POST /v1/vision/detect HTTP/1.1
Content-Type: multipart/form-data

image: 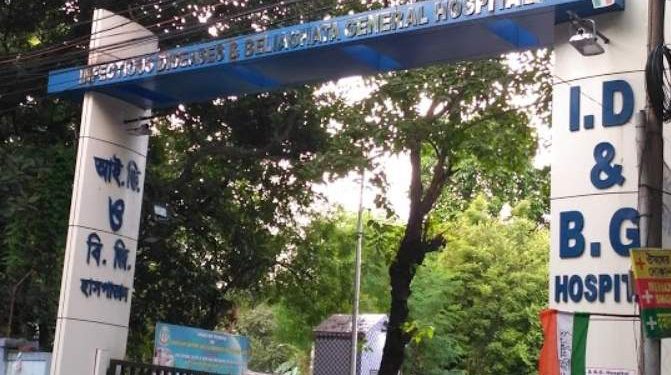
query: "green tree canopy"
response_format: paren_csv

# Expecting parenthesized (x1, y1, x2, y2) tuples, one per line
(323, 54, 548, 373)
(271, 210, 397, 351)
(240, 196, 549, 375)
(405, 196, 548, 375)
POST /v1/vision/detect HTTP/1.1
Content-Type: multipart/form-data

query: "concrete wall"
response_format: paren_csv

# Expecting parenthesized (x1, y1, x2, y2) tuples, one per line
(551, 1, 650, 373)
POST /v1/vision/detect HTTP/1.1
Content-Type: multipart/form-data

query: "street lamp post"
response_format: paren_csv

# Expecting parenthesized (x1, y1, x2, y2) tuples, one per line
(350, 169, 366, 375)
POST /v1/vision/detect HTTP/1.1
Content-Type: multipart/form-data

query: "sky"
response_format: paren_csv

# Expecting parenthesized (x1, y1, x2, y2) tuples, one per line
(313, 152, 412, 222)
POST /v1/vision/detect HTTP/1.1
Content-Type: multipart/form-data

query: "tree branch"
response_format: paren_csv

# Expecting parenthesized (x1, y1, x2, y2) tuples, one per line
(176, 117, 297, 187)
(420, 155, 450, 216)
(406, 141, 423, 229)
(423, 234, 446, 253)
(175, 143, 268, 187)
(424, 99, 440, 120)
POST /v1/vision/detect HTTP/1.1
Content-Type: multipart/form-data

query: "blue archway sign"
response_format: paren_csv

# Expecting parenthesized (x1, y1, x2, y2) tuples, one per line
(48, 0, 623, 109)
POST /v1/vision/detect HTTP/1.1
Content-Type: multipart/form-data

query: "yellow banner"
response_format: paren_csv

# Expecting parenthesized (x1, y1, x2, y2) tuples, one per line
(631, 248, 671, 279)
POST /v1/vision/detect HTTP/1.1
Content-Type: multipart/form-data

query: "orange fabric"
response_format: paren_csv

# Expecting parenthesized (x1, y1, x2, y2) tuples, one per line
(539, 309, 560, 375)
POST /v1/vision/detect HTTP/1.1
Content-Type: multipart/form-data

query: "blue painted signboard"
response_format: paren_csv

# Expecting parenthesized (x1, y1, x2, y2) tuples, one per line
(47, 0, 623, 109)
(153, 322, 250, 375)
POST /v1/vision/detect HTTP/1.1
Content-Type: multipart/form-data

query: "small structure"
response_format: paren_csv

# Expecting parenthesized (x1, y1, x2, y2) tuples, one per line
(313, 314, 387, 375)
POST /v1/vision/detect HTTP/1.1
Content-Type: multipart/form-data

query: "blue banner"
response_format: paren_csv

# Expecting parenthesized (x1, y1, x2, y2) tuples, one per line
(153, 322, 250, 374)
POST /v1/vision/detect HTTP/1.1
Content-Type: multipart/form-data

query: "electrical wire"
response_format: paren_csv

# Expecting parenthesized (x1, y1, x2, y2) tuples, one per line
(0, 0, 193, 64)
(0, 0, 336, 95)
(0, 0, 334, 80)
(0, 0, 344, 69)
(0, 0, 362, 105)
(0, 0, 264, 83)
(0, 0, 282, 70)
(645, 43, 671, 122)
(0, 0, 224, 74)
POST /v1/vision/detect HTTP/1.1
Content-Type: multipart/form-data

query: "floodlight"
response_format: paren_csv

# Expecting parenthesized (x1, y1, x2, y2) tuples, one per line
(570, 21, 604, 56)
(567, 12, 609, 57)
(123, 115, 157, 136)
(124, 122, 152, 136)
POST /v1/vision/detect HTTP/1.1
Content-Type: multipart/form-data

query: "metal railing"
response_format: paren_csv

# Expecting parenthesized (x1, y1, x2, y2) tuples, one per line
(107, 359, 220, 375)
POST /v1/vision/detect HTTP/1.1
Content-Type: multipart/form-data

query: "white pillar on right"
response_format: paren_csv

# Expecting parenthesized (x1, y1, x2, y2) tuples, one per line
(550, 1, 653, 373)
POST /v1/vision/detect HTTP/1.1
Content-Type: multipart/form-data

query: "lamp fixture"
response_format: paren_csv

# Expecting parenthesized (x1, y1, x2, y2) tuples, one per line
(124, 122, 152, 136)
(567, 11, 610, 57)
(123, 114, 159, 136)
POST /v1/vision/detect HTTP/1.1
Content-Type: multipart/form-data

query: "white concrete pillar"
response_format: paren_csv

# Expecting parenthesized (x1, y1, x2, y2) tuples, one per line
(50, 9, 157, 375)
(550, 2, 650, 373)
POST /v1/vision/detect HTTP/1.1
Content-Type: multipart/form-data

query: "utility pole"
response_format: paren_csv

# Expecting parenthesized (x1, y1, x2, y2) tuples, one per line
(641, 1, 666, 374)
(350, 169, 365, 375)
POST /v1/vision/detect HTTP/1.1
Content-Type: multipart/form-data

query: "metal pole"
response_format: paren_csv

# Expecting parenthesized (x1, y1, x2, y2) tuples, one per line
(641, 1, 665, 374)
(637, 110, 658, 375)
(350, 169, 365, 375)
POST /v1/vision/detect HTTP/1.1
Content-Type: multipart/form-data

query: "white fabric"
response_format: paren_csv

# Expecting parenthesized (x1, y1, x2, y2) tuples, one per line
(557, 312, 574, 375)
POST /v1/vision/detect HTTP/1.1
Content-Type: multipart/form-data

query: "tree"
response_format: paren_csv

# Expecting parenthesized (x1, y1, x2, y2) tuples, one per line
(0, 1, 550, 365)
(270, 211, 397, 354)
(326, 54, 548, 373)
(404, 197, 548, 375)
(0, 145, 75, 345)
(243, 196, 548, 375)
(0, 0, 365, 352)
(235, 304, 296, 374)
(0, 0, 86, 347)
(128, 89, 346, 359)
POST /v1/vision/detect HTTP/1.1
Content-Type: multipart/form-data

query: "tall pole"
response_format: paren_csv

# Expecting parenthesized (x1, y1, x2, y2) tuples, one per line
(350, 169, 365, 375)
(641, 1, 665, 374)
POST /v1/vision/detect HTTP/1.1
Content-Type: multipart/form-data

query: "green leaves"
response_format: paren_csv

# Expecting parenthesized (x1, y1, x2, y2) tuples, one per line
(405, 197, 549, 375)
(402, 320, 435, 344)
(0, 144, 74, 343)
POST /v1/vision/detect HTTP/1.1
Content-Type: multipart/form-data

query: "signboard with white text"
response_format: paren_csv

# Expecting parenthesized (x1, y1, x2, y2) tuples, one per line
(153, 323, 250, 375)
(631, 248, 671, 339)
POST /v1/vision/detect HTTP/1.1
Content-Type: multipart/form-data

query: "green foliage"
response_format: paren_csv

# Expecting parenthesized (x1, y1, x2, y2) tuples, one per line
(240, 211, 401, 374)
(321, 52, 549, 374)
(0, 0, 375, 355)
(0, 0, 83, 349)
(404, 197, 549, 375)
(272, 211, 397, 350)
(235, 304, 295, 373)
(242, 195, 549, 375)
(435, 162, 550, 224)
(0, 144, 75, 344)
(128, 88, 363, 359)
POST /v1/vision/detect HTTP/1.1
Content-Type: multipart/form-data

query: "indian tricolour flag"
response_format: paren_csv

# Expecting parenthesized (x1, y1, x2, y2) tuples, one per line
(592, 0, 615, 8)
(539, 309, 590, 375)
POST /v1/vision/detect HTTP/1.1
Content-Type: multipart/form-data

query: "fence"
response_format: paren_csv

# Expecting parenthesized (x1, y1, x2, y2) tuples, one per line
(106, 360, 220, 375)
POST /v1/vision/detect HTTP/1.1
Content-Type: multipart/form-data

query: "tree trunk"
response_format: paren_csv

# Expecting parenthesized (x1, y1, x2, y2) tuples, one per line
(379, 231, 423, 375)
(378, 141, 448, 374)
